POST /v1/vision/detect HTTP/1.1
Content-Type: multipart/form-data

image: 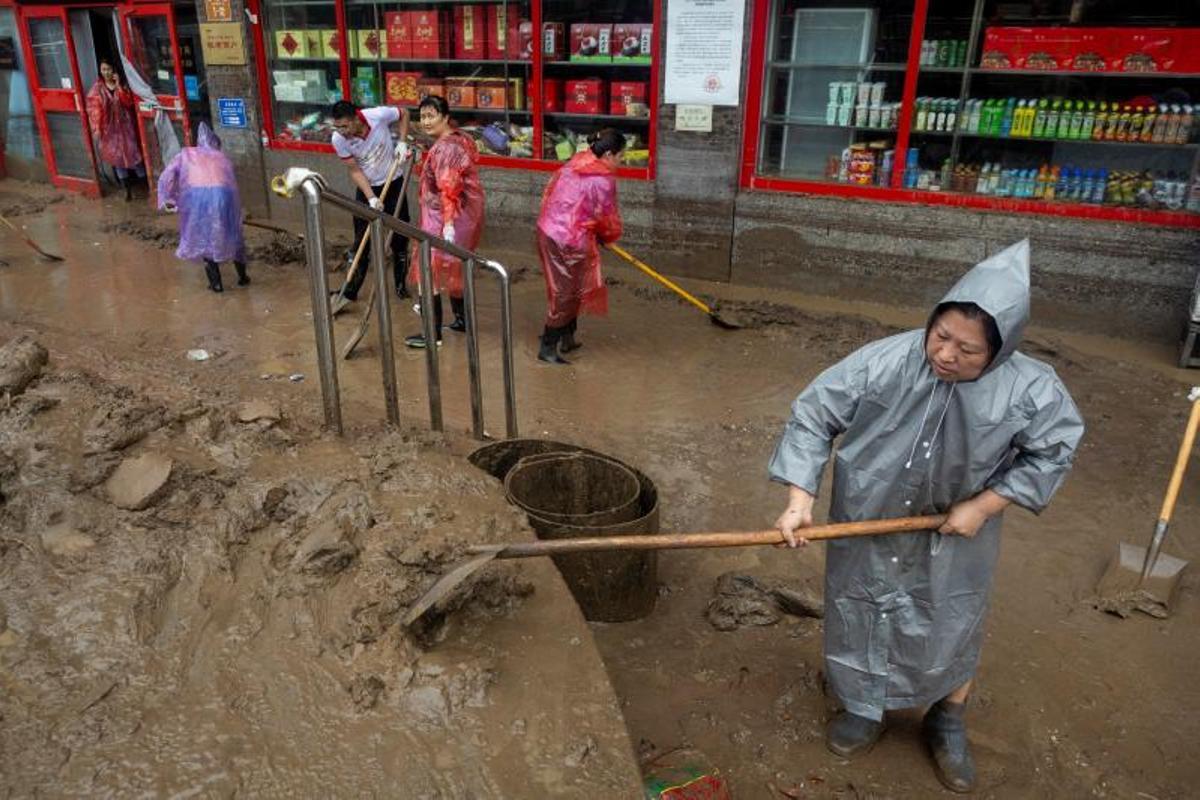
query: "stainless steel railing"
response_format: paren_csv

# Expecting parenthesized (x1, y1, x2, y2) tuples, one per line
(277, 169, 517, 440)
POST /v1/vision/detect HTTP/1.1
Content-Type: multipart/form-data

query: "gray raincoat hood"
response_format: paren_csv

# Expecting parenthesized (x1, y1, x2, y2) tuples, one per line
(769, 239, 1083, 721)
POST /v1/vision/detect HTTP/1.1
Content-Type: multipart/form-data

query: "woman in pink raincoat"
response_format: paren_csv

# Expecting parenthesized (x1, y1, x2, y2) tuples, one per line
(534, 129, 625, 364)
(405, 95, 486, 349)
(85, 59, 145, 201)
(156, 123, 247, 293)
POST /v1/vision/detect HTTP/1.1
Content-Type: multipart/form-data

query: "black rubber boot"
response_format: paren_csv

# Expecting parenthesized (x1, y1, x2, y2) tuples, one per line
(122, 177, 132, 202)
(560, 318, 581, 352)
(204, 260, 224, 293)
(448, 295, 466, 332)
(393, 253, 410, 299)
(234, 261, 250, 286)
(826, 711, 884, 758)
(537, 326, 570, 365)
(923, 700, 975, 793)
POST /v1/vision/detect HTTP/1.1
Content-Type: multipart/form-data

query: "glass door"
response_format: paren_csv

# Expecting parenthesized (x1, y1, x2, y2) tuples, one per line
(120, 3, 189, 192)
(21, 6, 101, 194)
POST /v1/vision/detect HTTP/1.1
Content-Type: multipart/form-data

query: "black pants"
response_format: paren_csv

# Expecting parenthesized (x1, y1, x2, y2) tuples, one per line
(346, 179, 409, 300)
(426, 295, 465, 338)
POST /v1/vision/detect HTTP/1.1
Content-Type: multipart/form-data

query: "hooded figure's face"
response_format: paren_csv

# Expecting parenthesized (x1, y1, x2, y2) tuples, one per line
(925, 308, 992, 382)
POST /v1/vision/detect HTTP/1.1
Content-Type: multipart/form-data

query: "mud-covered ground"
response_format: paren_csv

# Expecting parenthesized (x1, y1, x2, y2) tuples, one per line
(2, 181, 1198, 798)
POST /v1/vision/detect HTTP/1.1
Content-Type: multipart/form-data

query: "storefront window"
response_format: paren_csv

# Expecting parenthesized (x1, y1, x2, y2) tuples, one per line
(907, 0, 1199, 214)
(265, 0, 341, 144)
(757, 1, 914, 187)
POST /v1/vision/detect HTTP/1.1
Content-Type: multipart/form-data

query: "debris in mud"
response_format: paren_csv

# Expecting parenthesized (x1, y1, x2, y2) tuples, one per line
(186, 349, 210, 362)
(83, 398, 170, 454)
(101, 218, 179, 249)
(1091, 590, 1170, 620)
(237, 399, 281, 423)
(104, 452, 173, 510)
(0, 189, 63, 218)
(706, 572, 824, 632)
(565, 735, 598, 768)
(247, 232, 307, 266)
(348, 673, 386, 710)
(39, 523, 97, 557)
(0, 336, 48, 398)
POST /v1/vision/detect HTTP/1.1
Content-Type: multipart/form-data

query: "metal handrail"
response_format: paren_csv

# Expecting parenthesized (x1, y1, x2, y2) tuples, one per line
(284, 170, 517, 440)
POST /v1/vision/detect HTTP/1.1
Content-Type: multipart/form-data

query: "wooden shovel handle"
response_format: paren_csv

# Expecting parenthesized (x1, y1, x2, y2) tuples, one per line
(1159, 395, 1200, 524)
(469, 515, 947, 559)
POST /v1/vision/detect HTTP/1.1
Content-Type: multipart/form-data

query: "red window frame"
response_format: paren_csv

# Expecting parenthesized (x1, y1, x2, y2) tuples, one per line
(247, 0, 660, 180)
(740, 0, 1200, 229)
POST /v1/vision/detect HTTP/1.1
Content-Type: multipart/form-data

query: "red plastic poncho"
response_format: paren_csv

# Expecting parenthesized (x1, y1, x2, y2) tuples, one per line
(536, 150, 622, 327)
(85, 79, 143, 170)
(410, 130, 485, 298)
(156, 123, 246, 264)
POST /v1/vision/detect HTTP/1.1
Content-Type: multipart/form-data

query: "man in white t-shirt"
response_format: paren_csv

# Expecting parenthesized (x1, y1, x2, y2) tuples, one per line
(330, 100, 411, 308)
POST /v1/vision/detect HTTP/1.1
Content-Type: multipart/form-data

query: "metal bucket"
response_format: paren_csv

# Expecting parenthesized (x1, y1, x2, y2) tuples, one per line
(469, 439, 659, 622)
(504, 451, 641, 528)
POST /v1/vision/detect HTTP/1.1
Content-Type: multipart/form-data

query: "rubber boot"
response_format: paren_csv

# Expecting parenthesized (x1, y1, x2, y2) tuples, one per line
(122, 177, 133, 202)
(393, 256, 410, 299)
(825, 711, 884, 758)
(447, 295, 467, 333)
(923, 700, 975, 793)
(234, 261, 250, 287)
(204, 260, 224, 293)
(406, 294, 444, 348)
(560, 318, 581, 352)
(537, 326, 569, 365)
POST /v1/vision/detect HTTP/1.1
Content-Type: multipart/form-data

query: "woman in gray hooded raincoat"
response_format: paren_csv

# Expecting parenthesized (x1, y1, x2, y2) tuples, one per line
(769, 240, 1083, 793)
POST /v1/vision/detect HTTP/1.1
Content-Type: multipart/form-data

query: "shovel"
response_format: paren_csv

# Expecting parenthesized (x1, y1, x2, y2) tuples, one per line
(606, 243, 742, 330)
(0, 213, 64, 262)
(401, 514, 946, 628)
(1096, 386, 1199, 618)
(242, 213, 304, 240)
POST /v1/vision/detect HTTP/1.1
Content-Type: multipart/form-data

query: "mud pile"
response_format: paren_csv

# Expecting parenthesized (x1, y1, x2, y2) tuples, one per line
(0, 186, 64, 218)
(102, 216, 346, 269)
(0, 339, 638, 796)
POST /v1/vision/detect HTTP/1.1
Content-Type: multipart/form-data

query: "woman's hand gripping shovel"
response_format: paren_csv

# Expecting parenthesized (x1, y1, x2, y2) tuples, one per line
(401, 514, 946, 629)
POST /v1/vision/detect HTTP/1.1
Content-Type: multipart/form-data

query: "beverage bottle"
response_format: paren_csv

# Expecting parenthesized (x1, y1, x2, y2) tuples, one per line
(1024, 169, 1038, 198)
(1163, 104, 1182, 143)
(1093, 168, 1108, 204)
(975, 163, 990, 194)
(1020, 100, 1035, 137)
(971, 99, 984, 133)
(1176, 104, 1194, 144)
(920, 40, 931, 66)
(987, 163, 1001, 194)
(940, 158, 952, 189)
(995, 169, 1010, 198)
(1032, 98, 1048, 138)
(1033, 164, 1048, 198)
(1000, 98, 1016, 137)
(1044, 166, 1059, 201)
(934, 100, 947, 132)
(1056, 100, 1074, 139)
(1115, 104, 1131, 141)
(1081, 169, 1094, 202)
(914, 98, 927, 131)
(956, 40, 968, 67)
(1129, 106, 1145, 141)
(1046, 100, 1061, 139)
(945, 101, 957, 132)
(1104, 104, 1121, 140)
(1068, 101, 1084, 139)
(1055, 165, 1070, 198)
(1081, 101, 1096, 140)
(1140, 105, 1156, 142)
(1069, 168, 1083, 201)
(1093, 102, 1108, 141)
(1151, 106, 1170, 142)
(1186, 175, 1200, 213)
(937, 40, 951, 67)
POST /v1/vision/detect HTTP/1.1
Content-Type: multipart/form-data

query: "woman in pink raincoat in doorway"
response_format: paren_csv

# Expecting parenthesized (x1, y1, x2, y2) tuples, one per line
(85, 59, 145, 201)
(405, 95, 486, 349)
(535, 129, 625, 364)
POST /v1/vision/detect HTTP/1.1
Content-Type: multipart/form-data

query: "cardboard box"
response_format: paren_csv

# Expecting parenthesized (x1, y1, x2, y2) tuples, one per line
(385, 71, 421, 105)
(610, 81, 648, 115)
(317, 29, 342, 60)
(564, 78, 606, 114)
(411, 9, 448, 59)
(275, 30, 308, 59)
(508, 77, 526, 110)
(356, 29, 385, 59)
(612, 23, 652, 63)
(453, 5, 486, 60)
(542, 78, 563, 111)
(486, 5, 520, 60)
(446, 79, 477, 108)
(476, 78, 506, 109)
(570, 23, 612, 62)
(417, 78, 444, 101)
(1108, 28, 1185, 73)
(542, 22, 565, 60)
(384, 12, 412, 59)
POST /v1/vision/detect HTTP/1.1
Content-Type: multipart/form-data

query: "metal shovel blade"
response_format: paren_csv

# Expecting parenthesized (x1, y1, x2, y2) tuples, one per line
(1095, 542, 1189, 619)
(400, 548, 503, 627)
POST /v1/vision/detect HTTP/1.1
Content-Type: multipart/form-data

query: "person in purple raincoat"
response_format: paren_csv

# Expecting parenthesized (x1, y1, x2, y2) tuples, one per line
(157, 123, 248, 293)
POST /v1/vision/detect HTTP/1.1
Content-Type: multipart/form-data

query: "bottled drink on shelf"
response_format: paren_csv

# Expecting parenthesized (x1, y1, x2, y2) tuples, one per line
(1081, 102, 1096, 141)
(1093, 102, 1108, 141)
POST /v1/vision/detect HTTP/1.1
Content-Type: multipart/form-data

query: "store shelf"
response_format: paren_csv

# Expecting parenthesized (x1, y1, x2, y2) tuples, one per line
(952, 131, 1200, 149)
(918, 66, 967, 74)
(450, 107, 533, 116)
(544, 112, 651, 123)
(768, 61, 907, 71)
(763, 118, 899, 135)
(971, 68, 1200, 80)
(546, 60, 652, 68)
(272, 57, 339, 63)
(352, 57, 532, 66)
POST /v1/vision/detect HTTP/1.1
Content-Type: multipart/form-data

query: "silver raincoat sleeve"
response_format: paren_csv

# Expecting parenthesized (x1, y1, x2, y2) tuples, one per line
(986, 363, 1085, 513)
(768, 346, 871, 496)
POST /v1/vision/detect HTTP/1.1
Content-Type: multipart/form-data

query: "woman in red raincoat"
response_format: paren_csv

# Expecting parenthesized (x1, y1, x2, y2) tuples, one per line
(405, 95, 486, 349)
(85, 59, 145, 201)
(535, 129, 625, 364)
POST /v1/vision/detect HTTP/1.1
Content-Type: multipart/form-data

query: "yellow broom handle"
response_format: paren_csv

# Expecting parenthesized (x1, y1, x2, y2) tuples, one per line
(1159, 395, 1200, 523)
(607, 243, 714, 315)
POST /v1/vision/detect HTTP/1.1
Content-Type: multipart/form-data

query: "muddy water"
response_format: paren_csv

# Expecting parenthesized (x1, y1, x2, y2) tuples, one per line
(3, 181, 1200, 797)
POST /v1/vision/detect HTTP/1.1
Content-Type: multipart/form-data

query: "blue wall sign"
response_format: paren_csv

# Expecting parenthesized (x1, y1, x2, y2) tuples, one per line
(217, 97, 247, 128)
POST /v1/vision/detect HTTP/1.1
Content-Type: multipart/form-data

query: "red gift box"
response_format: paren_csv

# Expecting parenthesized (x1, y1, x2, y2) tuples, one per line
(417, 78, 444, 101)
(542, 78, 563, 111)
(609, 81, 647, 115)
(446, 79, 477, 108)
(542, 22, 565, 60)
(564, 79, 606, 114)
(384, 11, 412, 59)
(411, 9, 448, 60)
(1108, 28, 1180, 73)
(612, 23, 653, 61)
(570, 23, 612, 61)
(453, 5, 486, 60)
(385, 71, 421, 105)
(486, 5, 521, 60)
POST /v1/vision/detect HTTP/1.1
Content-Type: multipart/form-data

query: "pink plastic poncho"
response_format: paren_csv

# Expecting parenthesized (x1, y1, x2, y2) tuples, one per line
(156, 123, 246, 264)
(85, 80, 143, 170)
(536, 150, 622, 326)
(410, 130, 485, 298)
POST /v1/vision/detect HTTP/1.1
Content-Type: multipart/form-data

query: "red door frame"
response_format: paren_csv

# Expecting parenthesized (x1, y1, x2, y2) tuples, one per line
(739, 0, 1200, 230)
(18, 4, 103, 196)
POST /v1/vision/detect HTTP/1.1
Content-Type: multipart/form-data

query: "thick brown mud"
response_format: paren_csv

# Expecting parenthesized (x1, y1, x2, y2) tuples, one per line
(1, 180, 1198, 798)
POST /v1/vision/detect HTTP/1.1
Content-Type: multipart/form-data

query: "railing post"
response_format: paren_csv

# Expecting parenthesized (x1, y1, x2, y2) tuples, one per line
(299, 179, 343, 435)
(370, 216, 400, 425)
(463, 257, 485, 439)
(483, 260, 518, 439)
(418, 239, 444, 431)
